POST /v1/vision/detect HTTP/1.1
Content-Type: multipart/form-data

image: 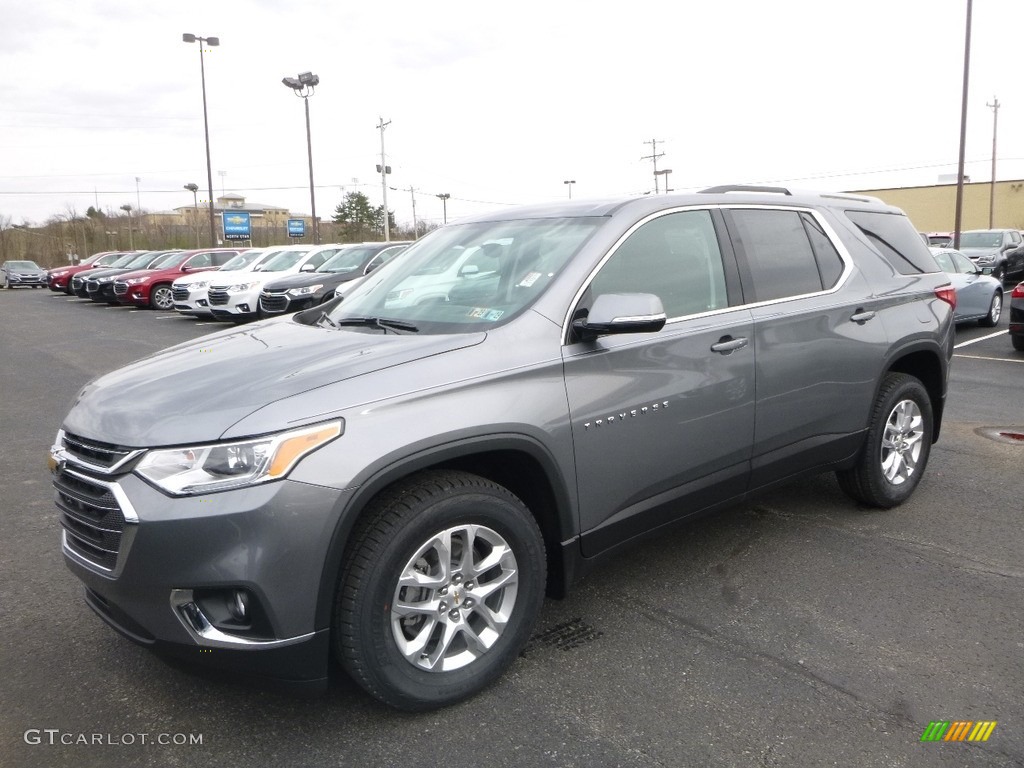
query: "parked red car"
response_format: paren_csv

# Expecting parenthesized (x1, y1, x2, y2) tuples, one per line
(47, 252, 129, 294)
(112, 248, 240, 309)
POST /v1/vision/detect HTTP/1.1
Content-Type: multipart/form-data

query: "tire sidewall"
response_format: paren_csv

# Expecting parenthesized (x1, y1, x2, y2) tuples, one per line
(348, 487, 545, 708)
(865, 376, 933, 507)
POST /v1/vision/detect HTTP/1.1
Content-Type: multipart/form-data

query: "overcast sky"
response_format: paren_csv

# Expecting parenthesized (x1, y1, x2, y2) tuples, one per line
(2, 0, 1022, 230)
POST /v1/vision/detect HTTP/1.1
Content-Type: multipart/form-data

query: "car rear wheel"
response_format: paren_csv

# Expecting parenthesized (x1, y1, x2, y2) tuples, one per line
(978, 291, 1002, 327)
(150, 284, 173, 310)
(837, 373, 933, 508)
(334, 470, 546, 711)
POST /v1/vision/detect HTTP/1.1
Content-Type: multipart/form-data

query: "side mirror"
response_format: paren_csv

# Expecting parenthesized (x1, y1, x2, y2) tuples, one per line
(980, 267, 994, 275)
(459, 264, 480, 277)
(300, 263, 316, 272)
(572, 293, 667, 342)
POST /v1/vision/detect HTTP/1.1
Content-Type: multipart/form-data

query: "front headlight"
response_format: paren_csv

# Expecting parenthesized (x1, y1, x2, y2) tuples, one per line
(288, 284, 323, 297)
(191, 281, 209, 290)
(126, 277, 148, 285)
(228, 281, 259, 293)
(134, 421, 343, 496)
(97, 276, 114, 283)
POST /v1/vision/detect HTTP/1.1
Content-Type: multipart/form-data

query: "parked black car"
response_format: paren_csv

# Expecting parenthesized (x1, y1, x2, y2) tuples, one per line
(1009, 281, 1024, 352)
(80, 251, 179, 302)
(259, 242, 410, 317)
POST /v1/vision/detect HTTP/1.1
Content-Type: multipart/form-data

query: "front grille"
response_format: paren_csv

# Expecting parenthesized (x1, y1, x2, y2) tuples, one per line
(72, 276, 84, 289)
(260, 293, 289, 313)
(62, 432, 137, 470)
(86, 281, 100, 293)
(54, 468, 125, 571)
(172, 286, 190, 302)
(208, 288, 229, 306)
(113, 282, 128, 296)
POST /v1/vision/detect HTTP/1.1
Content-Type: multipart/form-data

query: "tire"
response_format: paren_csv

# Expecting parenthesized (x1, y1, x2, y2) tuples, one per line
(334, 470, 546, 711)
(837, 373, 933, 508)
(978, 290, 1002, 328)
(1012, 334, 1024, 352)
(150, 284, 173, 310)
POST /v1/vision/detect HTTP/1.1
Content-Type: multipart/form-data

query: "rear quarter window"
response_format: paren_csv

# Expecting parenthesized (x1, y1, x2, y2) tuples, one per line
(845, 210, 940, 275)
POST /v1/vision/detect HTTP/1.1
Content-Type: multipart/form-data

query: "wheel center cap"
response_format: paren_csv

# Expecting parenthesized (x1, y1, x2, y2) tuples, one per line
(451, 587, 462, 606)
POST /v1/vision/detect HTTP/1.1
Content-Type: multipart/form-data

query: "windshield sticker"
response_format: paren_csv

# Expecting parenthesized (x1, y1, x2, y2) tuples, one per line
(467, 308, 504, 320)
(517, 272, 542, 288)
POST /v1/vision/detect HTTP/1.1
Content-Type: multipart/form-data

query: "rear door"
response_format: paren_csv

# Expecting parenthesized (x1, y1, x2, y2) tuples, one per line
(723, 206, 887, 487)
(562, 208, 755, 556)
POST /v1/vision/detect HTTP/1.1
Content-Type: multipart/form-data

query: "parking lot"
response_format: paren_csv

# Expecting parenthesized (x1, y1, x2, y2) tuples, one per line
(2, 287, 1022, 768)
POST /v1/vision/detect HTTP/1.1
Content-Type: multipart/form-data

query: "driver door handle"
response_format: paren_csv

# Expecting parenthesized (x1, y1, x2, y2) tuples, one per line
(850, 309, 876, 324)
(710, 336, 748, 354)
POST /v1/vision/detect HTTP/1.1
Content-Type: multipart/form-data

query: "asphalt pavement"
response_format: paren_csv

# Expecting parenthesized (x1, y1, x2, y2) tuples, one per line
(1, 288, 1022, 768)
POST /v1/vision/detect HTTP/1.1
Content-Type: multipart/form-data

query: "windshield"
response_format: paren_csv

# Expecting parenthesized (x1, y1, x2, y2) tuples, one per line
(259, 249, 310, 272)
(6, 261, 40, 269)
(318, 247, 377, 273)
(120, 251, 165, 269)
(960, 232, 1002, 248)
(221, 250, 266, 271)
(323, 217, 602, 333)
(150, 251, 188, 268)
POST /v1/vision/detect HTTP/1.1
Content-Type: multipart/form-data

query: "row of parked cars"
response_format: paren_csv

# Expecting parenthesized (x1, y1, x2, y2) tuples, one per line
(41, 241, 412, 321)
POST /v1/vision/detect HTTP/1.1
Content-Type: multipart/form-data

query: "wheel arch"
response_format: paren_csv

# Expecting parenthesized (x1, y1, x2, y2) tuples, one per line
(313, 434, 577, 630)
(882, 344, 947, 442)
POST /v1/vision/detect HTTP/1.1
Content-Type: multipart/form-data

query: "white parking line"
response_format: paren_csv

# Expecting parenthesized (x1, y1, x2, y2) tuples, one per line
(953, 330, 1008, 349)
(954, 354, 1024, 364)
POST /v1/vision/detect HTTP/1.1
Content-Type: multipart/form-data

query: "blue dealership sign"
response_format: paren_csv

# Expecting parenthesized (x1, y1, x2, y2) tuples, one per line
(287, 218, 305, 238)
(222, 212, 252, 240)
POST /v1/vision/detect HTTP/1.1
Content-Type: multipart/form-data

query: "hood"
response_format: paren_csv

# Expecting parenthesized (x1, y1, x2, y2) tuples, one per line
(262, 271, 357, 291)
(63, 318, 485, 447)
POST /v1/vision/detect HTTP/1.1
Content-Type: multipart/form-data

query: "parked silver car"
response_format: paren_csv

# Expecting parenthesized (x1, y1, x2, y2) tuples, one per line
(930, 247, 1003, 326)
(1, 259, 48, 288)
(50, 186, 954, 710)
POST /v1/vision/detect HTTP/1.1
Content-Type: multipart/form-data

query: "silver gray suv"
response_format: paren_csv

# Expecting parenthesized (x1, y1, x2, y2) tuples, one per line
(50, 186, 955, 710)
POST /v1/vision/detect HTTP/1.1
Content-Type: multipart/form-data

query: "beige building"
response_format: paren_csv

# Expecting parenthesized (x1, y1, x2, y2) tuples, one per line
(850, 179, 1024, 233)
(142, 193, 313, 239)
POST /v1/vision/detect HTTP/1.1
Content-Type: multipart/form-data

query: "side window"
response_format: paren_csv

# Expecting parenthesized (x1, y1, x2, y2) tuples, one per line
(588, 210, 728, 318)
(212, 251, 236, 266)
(951, 252, 977, 274)
(932, 251, 955, 273)
(189, 252, 213, 268)
(307, 252, 330, 269)
(1009, 231, 1022, 246)
(845, 209, 939, 275)
(729, 209, 823, 301)
(800, 213, 844, 289)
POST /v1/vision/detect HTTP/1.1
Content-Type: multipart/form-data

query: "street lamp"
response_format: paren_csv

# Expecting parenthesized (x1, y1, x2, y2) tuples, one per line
(283, 71, 321, 245)
(182, 33, 220, 247)
(436, 193, 451, 224)
(184, 183, 200, 247)
(120, 204, 134, 250)
(563, 180, 576, 199)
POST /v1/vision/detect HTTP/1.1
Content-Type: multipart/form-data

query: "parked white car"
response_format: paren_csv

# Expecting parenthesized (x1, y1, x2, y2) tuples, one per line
(171, 248, 284, 318)
(207, 244, 347, 322)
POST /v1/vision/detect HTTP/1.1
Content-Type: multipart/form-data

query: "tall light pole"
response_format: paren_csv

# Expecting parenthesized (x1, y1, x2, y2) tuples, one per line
(563, 180, 576, 199)
(987, 95, 1000, 228)
(436, 193, 450, 224)
(377, 117, 392, 241)
(218, 170, 227, 197)
(120, 204, 134, 250)
(953, 0, 972, 250)
(184, 183, 200, 247)
(283, 72, 321, 245)
(182, 33, 219, 247)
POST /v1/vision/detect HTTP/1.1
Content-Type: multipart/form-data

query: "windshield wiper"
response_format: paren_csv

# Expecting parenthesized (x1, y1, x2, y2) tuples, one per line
(331, 316, 419, 334)
(316, 311, 339, 329)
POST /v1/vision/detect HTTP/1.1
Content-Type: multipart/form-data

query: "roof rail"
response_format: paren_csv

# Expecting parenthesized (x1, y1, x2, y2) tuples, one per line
(699, 184, 792, 195)
(819, 192, 884, 204)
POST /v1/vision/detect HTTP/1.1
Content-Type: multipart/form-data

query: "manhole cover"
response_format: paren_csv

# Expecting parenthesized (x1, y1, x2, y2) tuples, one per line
(974, 427, 1024, 445)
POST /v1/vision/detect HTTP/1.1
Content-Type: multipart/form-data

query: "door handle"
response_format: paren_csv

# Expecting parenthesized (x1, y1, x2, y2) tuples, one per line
(850, 309, 876, 324)
(710, 336, 748, 354)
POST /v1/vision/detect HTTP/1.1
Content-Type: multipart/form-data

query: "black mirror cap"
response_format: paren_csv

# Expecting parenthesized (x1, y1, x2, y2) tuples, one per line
(573, 293, 667, 342)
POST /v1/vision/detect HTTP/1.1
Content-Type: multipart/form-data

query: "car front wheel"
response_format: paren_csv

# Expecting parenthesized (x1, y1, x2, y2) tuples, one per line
(978, 290, 1002, 327)
(837, 373, 933, 508)
(150, 284, 173, 310)
(334, 470, 546, 711)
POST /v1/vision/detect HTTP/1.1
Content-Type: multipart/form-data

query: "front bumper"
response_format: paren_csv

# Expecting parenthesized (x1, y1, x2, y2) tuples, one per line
(59, 467, 351, 684)
(208, 288, 260, 321)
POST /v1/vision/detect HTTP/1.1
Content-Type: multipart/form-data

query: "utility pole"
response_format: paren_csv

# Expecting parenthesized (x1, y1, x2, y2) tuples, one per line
(377, 117, 392, 241)
(642, 139, 665, 194)
(987, 95, 1000, 228)
(953, 0, 972, 250)
(409, 186, 418, 239)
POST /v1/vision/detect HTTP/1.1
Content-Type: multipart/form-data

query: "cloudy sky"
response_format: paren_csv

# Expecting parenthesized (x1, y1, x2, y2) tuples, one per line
(2, 0, 1022, 230)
